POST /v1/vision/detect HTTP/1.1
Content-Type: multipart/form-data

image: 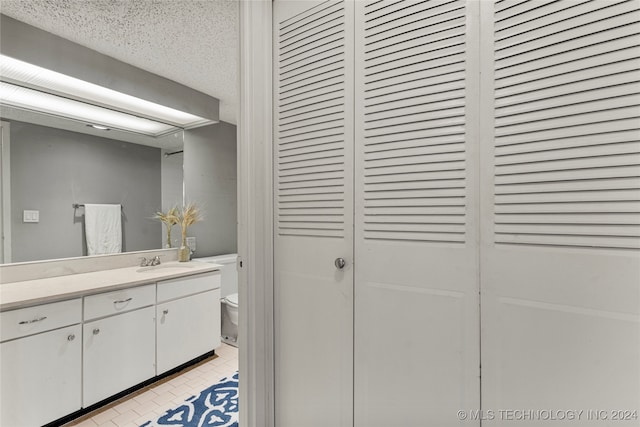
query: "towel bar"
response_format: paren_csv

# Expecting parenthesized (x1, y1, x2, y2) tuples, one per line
(72, 203, 124, 209)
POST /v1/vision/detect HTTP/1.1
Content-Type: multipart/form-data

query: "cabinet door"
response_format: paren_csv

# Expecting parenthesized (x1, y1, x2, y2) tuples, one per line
(83, 306, 156, 407)
(157, 289, 220, 374)
(1, 325, 81, 426)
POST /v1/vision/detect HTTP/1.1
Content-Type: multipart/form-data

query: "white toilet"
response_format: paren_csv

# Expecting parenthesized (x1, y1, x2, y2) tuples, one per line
(194, 254, 238, 346)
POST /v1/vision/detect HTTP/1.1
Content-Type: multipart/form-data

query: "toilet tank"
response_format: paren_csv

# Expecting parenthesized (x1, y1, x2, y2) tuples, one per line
(193, 254, 238, 298)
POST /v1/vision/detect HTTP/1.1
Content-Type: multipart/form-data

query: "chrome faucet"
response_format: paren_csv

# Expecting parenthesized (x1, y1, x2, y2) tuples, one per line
(139, 256, 161, 267)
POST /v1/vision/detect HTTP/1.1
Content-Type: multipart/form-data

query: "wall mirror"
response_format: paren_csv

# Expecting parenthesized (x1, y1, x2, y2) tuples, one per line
(0, 102, 237, 266)
(0, 108, 186, 263)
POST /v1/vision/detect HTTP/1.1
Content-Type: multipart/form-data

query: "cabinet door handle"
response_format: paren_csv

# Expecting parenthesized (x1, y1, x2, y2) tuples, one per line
(68, 334, 76, 341)
(163, 309, 169, 315)
(93, 328, 100, 335)
(113, 297, 133, 304)
(19, 316, 47, 325)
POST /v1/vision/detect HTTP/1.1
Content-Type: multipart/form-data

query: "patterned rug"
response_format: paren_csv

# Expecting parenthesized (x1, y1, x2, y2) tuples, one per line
(141, 372, 238, 427)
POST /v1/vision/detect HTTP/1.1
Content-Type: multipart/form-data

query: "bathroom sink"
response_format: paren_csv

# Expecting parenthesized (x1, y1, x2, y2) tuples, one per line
(136, 264, 195, 273)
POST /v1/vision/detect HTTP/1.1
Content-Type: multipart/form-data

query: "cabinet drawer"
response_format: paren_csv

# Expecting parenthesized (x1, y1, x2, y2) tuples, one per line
(157, 271, 220, 303)
(84, 284, 155, 321)
(1, 299, 82, 342)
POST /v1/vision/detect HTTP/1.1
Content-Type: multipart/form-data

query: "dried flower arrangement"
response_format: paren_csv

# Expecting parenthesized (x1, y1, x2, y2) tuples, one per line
(153, 206, 179, 248)
(178, 202, 203, 244)
(177, 202, 203, 261)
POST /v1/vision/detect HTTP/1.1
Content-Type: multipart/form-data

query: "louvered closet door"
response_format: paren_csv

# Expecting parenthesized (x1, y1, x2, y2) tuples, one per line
(354, 1, 480, 426)
(479, 1, 640, 423)
(273, 1, 354, 426)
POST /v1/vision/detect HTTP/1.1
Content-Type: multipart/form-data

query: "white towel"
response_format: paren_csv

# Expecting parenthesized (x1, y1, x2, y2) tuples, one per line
(84, 204, 122, 255)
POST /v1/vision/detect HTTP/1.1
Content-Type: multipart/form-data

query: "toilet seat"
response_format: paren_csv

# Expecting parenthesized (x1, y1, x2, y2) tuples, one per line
(224, 293, 238, 308)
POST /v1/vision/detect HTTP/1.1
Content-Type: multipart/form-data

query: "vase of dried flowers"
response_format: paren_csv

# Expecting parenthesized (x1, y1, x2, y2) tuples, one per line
(178, 245, 190, 262)
(154, 206, 179, 248)
(177, 202, 203, 262)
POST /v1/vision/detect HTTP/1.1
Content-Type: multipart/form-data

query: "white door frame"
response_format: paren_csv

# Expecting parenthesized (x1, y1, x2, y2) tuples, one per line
(0, 120, 11, 264)
(238, 1, 275, 427)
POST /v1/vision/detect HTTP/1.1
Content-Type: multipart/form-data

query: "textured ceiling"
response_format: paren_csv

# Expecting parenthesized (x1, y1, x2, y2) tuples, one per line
(0, 0, 238, 124)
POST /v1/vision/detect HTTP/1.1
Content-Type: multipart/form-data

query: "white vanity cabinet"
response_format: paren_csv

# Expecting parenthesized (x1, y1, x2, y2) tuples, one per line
(0, 299, 82, 427)
(0, 265, 221, 424)
(82, 284, 156, 406)
(156, 272, 221, 374)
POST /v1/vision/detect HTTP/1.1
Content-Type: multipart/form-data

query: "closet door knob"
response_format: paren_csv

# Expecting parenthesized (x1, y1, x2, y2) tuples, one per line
(93, 328, 100, 335)
(334, 258, 346, 270)
(67, 334, 75, 341)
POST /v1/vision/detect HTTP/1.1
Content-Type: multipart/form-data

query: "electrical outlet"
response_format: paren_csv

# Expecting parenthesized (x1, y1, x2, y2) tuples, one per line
(186, 236, 196, 252)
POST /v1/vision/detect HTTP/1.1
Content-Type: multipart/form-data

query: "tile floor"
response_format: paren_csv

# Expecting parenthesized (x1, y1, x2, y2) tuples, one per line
(64, 344, 239, 427)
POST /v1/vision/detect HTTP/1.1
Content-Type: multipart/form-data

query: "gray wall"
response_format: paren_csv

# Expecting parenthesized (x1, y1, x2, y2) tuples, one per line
(10, 121, 162, 262)
(161, 148, 184, 248)
(184, 122, 237, 257)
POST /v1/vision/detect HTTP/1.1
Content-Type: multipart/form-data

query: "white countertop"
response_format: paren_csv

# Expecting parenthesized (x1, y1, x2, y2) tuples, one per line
(0, 261, 220, 311)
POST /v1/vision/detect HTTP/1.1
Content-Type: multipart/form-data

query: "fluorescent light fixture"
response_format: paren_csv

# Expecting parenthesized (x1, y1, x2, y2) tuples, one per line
(0, 82, 176, 134)
(0, 55, 214, 136)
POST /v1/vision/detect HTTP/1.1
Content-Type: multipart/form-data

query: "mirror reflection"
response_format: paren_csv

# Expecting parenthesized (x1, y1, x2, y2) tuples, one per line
(1, 116, 185, 263)
(0, 110, 238, 265)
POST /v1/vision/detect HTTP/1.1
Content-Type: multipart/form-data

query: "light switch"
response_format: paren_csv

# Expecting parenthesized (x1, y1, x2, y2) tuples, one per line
(23, 210, 40, 223)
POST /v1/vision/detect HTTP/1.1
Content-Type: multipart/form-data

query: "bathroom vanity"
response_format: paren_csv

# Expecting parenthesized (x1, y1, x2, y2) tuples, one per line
(0, 258, 221, 426)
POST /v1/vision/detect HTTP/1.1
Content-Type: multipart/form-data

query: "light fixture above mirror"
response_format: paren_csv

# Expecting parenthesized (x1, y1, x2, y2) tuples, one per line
(0, 14, 219, 137)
